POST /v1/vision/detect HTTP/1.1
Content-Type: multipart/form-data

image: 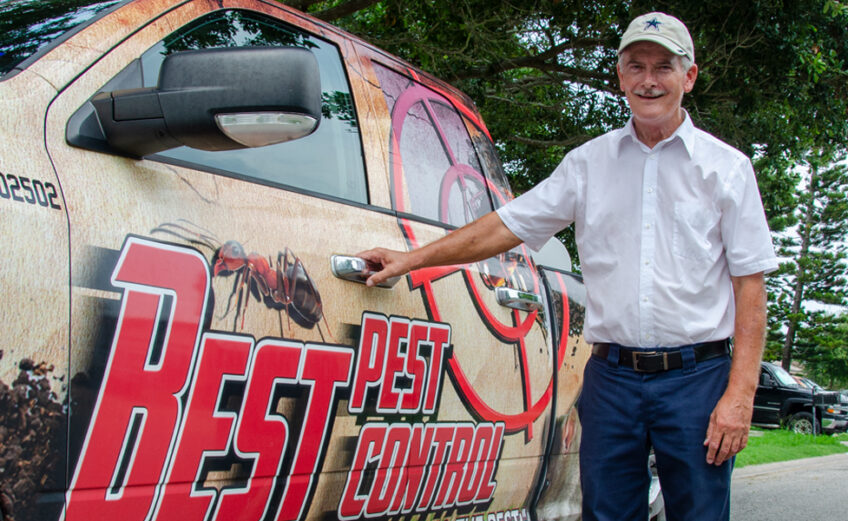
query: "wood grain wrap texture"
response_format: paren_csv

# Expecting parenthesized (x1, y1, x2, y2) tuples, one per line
(1, 1, 588, 519)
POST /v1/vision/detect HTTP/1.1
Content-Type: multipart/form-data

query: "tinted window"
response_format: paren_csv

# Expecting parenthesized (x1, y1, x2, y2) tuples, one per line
(467, 123, 513, 209)
(373, 62, 496, 226)
(128, 10, 367, 203)
(0, 0, 123, 78)
(769, 364, 800, 387)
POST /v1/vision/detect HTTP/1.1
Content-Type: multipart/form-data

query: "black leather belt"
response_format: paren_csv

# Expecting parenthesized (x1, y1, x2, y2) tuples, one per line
(592, 340, 730, 372)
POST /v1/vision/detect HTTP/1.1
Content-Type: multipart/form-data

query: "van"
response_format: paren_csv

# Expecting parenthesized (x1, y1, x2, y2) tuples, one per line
(0, 1, 662, 520)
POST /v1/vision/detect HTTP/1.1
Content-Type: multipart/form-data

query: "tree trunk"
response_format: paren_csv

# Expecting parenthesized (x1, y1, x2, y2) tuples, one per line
(781, 166, 819, 371)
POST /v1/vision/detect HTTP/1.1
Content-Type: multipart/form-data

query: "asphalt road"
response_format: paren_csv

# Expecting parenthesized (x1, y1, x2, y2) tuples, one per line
(730, 452, 848, 520)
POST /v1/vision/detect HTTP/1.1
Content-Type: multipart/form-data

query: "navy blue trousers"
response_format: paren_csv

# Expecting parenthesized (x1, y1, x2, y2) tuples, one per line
(577, 345, 733, 521)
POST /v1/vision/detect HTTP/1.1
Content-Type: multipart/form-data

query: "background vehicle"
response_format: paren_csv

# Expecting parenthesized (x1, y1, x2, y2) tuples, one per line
(0, 1, 670, 520)
(792, 375, 824, 391)
(753, 362, 848, 434)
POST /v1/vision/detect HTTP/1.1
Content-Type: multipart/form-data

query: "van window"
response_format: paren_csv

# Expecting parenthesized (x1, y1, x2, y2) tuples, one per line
(0, 0, 123, 78)
(131, 10, 368, 203)
(460, 117, 513, 210)
(372, 62, 497, 227)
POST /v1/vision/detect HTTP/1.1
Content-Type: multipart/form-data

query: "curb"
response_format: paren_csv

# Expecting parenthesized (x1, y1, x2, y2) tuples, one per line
(732, 452, 848, 479)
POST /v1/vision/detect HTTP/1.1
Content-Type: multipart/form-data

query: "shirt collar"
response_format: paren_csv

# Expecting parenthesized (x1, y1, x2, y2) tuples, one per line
(615, 109, 695, 158)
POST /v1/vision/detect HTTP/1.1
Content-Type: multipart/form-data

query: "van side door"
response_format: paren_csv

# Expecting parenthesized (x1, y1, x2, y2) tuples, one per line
(43, 3, 412, 520)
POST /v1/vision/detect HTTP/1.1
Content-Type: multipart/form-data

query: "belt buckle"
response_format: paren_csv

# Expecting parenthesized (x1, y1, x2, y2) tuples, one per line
(632, 350, 668, 372)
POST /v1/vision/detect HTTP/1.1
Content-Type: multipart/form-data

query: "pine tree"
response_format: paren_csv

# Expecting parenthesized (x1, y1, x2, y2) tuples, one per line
(766, 150, 848, 372)
(795, 312, 848, 388)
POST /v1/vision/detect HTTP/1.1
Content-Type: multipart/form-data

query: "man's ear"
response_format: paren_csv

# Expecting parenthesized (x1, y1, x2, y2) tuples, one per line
(684, 63, 699, 93)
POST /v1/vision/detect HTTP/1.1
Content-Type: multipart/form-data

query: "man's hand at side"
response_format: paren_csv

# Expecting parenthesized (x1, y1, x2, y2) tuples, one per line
(704, 272, 766, 466)
(704, 387, 754, 466)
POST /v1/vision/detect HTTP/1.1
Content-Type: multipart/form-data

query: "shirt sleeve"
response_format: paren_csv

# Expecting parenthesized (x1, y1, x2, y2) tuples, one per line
(496, 153, 582, 252)
(719, 156, 779, 276)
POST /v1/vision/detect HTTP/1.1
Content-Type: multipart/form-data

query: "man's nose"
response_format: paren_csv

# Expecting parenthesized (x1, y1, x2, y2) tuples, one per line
(641, 69, 659, 86)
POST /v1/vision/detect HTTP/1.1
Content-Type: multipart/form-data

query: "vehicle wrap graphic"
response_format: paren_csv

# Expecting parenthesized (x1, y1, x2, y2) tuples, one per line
(61, 237, 511, 521)
(151, 221, 333, 341)
(339, 313, 504, 518)
(0, 170, 63, 210)
(0, 357, 65, 521)
(459, 508, 530, 521)
(374, 63, 570, 440)
(338, 421, 504, 518)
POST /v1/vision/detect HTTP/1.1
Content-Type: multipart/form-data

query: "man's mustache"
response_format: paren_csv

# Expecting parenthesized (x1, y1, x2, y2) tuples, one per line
(633, 88, 666, 98)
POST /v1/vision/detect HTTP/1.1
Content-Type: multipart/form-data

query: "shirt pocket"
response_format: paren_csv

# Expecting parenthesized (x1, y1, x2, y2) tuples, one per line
(673, 202, 716, 261)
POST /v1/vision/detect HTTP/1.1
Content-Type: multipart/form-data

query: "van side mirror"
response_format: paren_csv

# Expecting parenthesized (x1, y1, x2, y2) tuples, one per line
(69, 47, 321, 158)
(530, 237, 572, 272)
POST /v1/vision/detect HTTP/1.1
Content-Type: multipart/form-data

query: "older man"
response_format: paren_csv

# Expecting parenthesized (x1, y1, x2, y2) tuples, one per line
(359, 12, 777, 521)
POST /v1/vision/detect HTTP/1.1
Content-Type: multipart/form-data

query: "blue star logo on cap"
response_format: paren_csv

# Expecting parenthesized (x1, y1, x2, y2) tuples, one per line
(643, 18, 662, 31)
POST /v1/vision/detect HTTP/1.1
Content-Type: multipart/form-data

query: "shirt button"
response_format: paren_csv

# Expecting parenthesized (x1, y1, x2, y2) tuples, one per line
(645, 224, 651, 229)
(647, 188, 654, 193)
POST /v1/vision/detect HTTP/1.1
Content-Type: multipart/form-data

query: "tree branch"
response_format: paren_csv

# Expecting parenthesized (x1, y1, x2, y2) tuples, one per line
(448, 38, 611, 82)
(495, 69, 618, 97)
(453, 60, 617, 93)
(313, 0, 383, 21)
(508, 134, 592, 148)
(284, 0, 322, 12)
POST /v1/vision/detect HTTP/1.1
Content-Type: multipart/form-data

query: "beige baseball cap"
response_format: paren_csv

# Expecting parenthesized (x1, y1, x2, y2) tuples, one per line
(618, 12, 695, 63)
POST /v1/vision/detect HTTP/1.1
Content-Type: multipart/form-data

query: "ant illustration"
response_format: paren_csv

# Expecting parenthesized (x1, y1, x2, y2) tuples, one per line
(152, 220, 333, 342)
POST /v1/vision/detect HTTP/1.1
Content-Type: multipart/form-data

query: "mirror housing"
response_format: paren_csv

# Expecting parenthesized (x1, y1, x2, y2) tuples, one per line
(530, 237, 572, 273)
(71, 46, 321, 158)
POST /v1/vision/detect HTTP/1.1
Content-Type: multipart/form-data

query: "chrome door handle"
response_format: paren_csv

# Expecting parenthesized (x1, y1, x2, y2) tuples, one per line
(495, 286, 543, 312)
(330, 255, 401, 288)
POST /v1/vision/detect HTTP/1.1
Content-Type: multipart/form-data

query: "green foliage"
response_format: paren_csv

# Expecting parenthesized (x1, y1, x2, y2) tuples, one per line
(754, 153, 802, 234)
(766, 150, 848, 374)
(736, 428, 848, 468)
(824, 0, 848, 18)
(794, 313, 848, 387)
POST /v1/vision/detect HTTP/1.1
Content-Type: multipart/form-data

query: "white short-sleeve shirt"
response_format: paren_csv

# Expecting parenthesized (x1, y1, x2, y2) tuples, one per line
(497, 113, 778, 347)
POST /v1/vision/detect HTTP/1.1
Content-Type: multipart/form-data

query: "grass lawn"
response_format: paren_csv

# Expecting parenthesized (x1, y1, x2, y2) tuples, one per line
(735, 428, 848, 468)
